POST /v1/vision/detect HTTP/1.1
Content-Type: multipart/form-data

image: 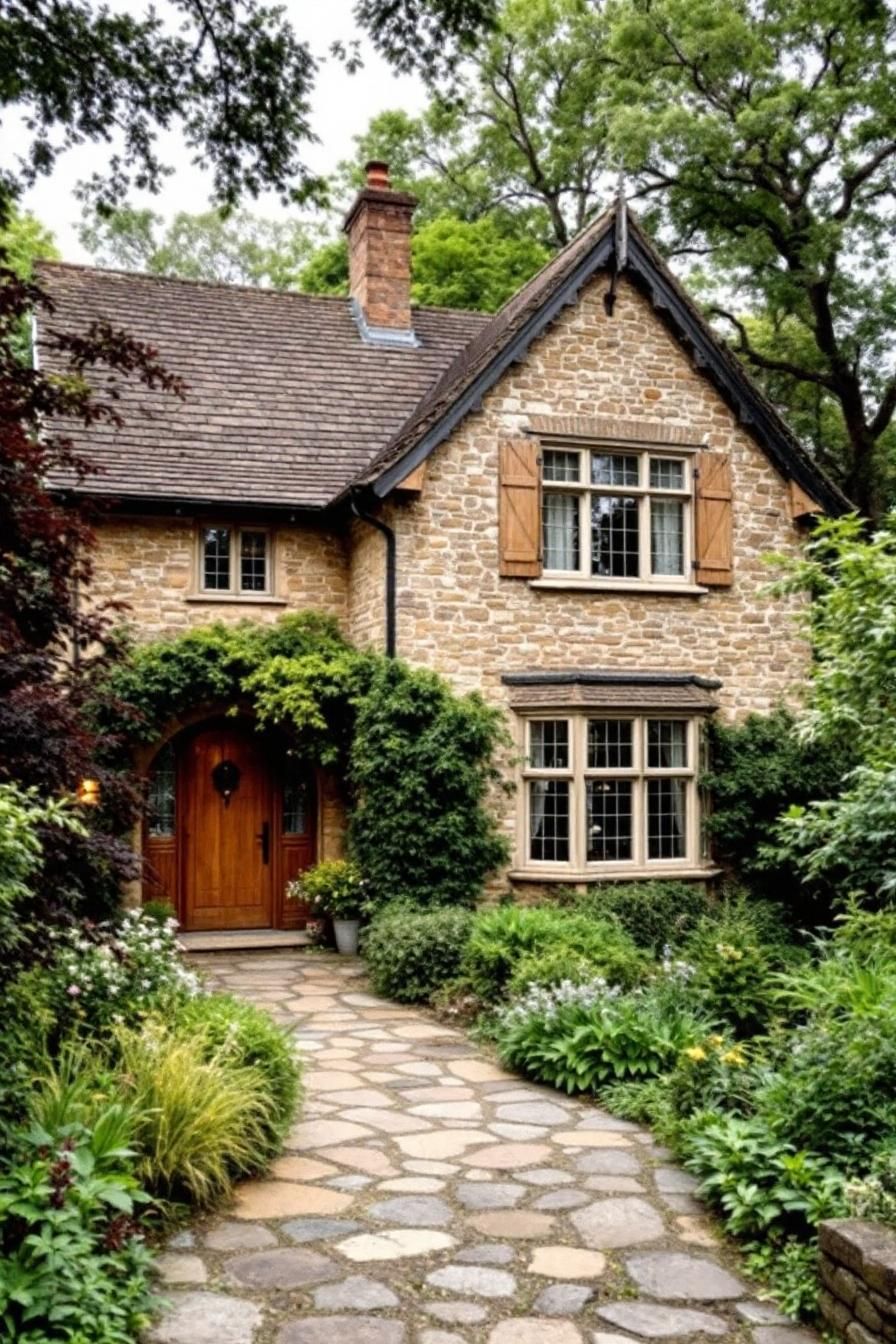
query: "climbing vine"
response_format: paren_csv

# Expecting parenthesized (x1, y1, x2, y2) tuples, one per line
(94, 613, 509, 905)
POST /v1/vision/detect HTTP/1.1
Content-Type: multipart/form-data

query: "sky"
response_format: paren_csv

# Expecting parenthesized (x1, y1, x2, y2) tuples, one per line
(19, 0, 429, 263)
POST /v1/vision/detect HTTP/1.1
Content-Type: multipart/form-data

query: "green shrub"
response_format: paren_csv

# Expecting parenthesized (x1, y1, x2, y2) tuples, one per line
(576, 881, 711, 953)
(494, 977, 708, 1094)
(0, 1098, 155, 1343)
(684, 897, 794, 1035)
(349, 660, 509, 906)
(600, 1076, 676, 1133)
(702, 708, 848, 916)
(507, 946, 612, 996)
(363, 902, 474, 1003)
(173, 994, 301, 1159)
(115, 1020, 280, 1206)
(754, 1009, 896, 1172)
(680, 1110, 845, 1241)
(745, 1236, 822, 1322)
(462, 905, 647, 1001)
(0, 966, 56, 1137)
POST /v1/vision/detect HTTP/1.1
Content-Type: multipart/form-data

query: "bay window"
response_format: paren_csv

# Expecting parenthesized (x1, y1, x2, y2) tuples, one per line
(523, 713, 700, 873)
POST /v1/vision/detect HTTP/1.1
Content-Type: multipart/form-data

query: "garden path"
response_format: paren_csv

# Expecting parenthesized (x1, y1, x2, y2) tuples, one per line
(148, 951, 818, 1344)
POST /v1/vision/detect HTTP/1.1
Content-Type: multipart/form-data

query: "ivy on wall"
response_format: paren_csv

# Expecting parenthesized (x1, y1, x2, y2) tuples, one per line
(94, 614, 510, 906)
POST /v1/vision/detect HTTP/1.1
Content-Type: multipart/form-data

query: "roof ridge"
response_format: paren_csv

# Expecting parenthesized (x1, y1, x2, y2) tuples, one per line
(34, 259, 493, 321)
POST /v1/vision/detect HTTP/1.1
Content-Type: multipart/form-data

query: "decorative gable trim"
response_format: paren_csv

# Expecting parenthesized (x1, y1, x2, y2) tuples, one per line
(370, 208, 849, 518)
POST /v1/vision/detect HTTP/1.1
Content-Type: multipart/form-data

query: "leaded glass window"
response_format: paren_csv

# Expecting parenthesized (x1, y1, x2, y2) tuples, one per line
(148, 743, 176, 837)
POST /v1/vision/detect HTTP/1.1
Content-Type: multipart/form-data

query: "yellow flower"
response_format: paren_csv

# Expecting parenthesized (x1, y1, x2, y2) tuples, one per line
(684, 1046, 707, 1062)
(707, 1034, 725, 1049)
(722, 1048, 746, 1067)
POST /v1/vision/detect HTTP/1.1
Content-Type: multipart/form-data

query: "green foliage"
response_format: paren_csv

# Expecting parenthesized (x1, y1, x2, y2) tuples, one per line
(745, 1237, 822, 1323)
(575, 880, 711, 953)
(0, 968, 56, 1138)
(410, 214, 548, 311)
(363, 902, 474, 1003)
(114, 1019, 280, 1207)
(703, 710, 849, 912)
(0, 1101, 155, 1343)
(173, 994, 299, 1160)
(681, 1111, 846, 1241)
(289, 858, 368, 918)
(846, 1145, 896, 1228)
(599, 1076, 675, 1133)
(495, 977, 708, 1094)
(80, 206, 319, 288)
(768, 515, 896, 902)
(684, 898, 795, 1036)
(349, 660, 509, 906)
(507, 946, 614, 996)
(0, 784, 85, 966)
(608, 0, 896, 517)
(462, 904, 648, 1001)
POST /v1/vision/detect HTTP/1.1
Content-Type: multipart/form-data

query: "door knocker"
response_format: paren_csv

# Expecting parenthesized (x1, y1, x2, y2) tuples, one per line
(211, 759, 241, 807)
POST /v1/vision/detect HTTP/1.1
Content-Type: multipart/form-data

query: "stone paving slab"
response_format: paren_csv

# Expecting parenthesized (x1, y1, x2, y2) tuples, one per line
(146, 950, 821, 1344)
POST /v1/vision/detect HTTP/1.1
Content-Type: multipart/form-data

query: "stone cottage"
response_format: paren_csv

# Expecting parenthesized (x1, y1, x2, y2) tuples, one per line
(37, 163, 846, 933)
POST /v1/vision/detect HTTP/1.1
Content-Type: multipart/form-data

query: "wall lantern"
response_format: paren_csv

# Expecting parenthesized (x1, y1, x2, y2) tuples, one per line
(211, 759, 241, 807)
(76, 778, 101, 807)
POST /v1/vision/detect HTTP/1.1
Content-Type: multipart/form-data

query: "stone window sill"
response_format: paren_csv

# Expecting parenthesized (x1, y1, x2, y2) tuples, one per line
(186, 593, 287, 606)
(509, 865, 720, 883)
(531, 578, 708, 596)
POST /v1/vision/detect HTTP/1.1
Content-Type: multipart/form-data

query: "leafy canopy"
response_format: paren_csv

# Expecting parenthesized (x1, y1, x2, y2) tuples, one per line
(0, 0, 498, 221)
(607, 0, 896, 517)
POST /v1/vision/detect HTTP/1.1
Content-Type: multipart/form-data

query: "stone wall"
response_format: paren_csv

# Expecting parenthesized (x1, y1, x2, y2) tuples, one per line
(820, 1220, 896, 1343)
(381, 271, 811, 886)
(88, 515, 350, 641)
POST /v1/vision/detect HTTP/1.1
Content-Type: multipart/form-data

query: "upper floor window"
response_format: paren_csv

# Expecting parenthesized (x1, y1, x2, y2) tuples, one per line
(542, 447, 692, 583)
(200, 527, 271, 595)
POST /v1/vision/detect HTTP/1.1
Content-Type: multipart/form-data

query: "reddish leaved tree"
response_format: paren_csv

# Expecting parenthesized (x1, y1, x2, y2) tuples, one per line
(0, 266, 184, 921)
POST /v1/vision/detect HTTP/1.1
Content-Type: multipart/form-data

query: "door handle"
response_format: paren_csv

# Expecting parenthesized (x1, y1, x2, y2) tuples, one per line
(257, 821, 270, 864)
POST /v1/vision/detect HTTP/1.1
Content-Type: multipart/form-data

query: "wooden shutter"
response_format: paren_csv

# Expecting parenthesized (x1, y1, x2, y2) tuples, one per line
(499, 437, 542, 578)
(694, 451, 733, 586)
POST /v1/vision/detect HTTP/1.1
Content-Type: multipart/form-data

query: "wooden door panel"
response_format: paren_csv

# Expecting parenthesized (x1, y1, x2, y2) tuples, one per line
(184, 726, 272, 931)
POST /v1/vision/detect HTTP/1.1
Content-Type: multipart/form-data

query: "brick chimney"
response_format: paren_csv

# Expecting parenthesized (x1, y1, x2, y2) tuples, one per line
(343, 161, 418, 345)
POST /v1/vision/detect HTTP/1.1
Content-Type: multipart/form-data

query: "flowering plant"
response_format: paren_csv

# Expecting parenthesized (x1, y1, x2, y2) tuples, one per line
(48, 910, 203, 1032)
(287, 859, 370, 919)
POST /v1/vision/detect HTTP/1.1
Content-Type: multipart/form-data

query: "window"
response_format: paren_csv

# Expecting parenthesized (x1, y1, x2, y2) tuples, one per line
(522, 714, 699, 872)
(199, 527, 272, 595)
(542, 447, 692, 583)
(148, 743, 176, 837)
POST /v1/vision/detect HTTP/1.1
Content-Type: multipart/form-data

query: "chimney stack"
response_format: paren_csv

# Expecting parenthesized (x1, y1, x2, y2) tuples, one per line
(343, 161, 418, 345)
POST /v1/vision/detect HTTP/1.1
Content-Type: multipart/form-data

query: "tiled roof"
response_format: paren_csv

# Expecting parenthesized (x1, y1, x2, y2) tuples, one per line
(502, 670, 721, 712)
(35, 262, 488, 510)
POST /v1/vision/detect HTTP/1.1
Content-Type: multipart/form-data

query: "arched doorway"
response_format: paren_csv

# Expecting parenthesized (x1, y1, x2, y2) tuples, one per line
(144, 719, 317, 931)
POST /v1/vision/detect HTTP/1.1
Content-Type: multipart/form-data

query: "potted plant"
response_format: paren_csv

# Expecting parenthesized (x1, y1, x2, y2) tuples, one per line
(288, 859, 368, 955)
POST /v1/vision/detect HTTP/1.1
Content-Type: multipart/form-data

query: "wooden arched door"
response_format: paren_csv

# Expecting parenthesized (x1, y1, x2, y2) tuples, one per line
(183, 723, 273, 930)
(143, 721, 318, 931)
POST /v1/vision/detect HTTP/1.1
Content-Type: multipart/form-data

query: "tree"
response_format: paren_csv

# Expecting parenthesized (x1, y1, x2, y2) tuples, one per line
(337, 0, 613, 250)
(80, 206, 318, 288)
(0, 209, 59, 279)
(766, 513, 896, 903)
(410, 213, 548, 309)
(607, 0, 896, 519)
(0, 0, 498, 222)
(0, 265, 183, 917)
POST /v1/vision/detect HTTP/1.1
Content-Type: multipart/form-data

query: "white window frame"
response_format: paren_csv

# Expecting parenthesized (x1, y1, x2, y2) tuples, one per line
(197, 525, 274, 597)
(518, 712, 703, 878)
(540, 444, 695, 587)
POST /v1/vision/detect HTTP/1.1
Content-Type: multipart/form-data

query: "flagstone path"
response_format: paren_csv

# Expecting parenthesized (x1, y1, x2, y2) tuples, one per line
(148, 951, 819, 1344)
